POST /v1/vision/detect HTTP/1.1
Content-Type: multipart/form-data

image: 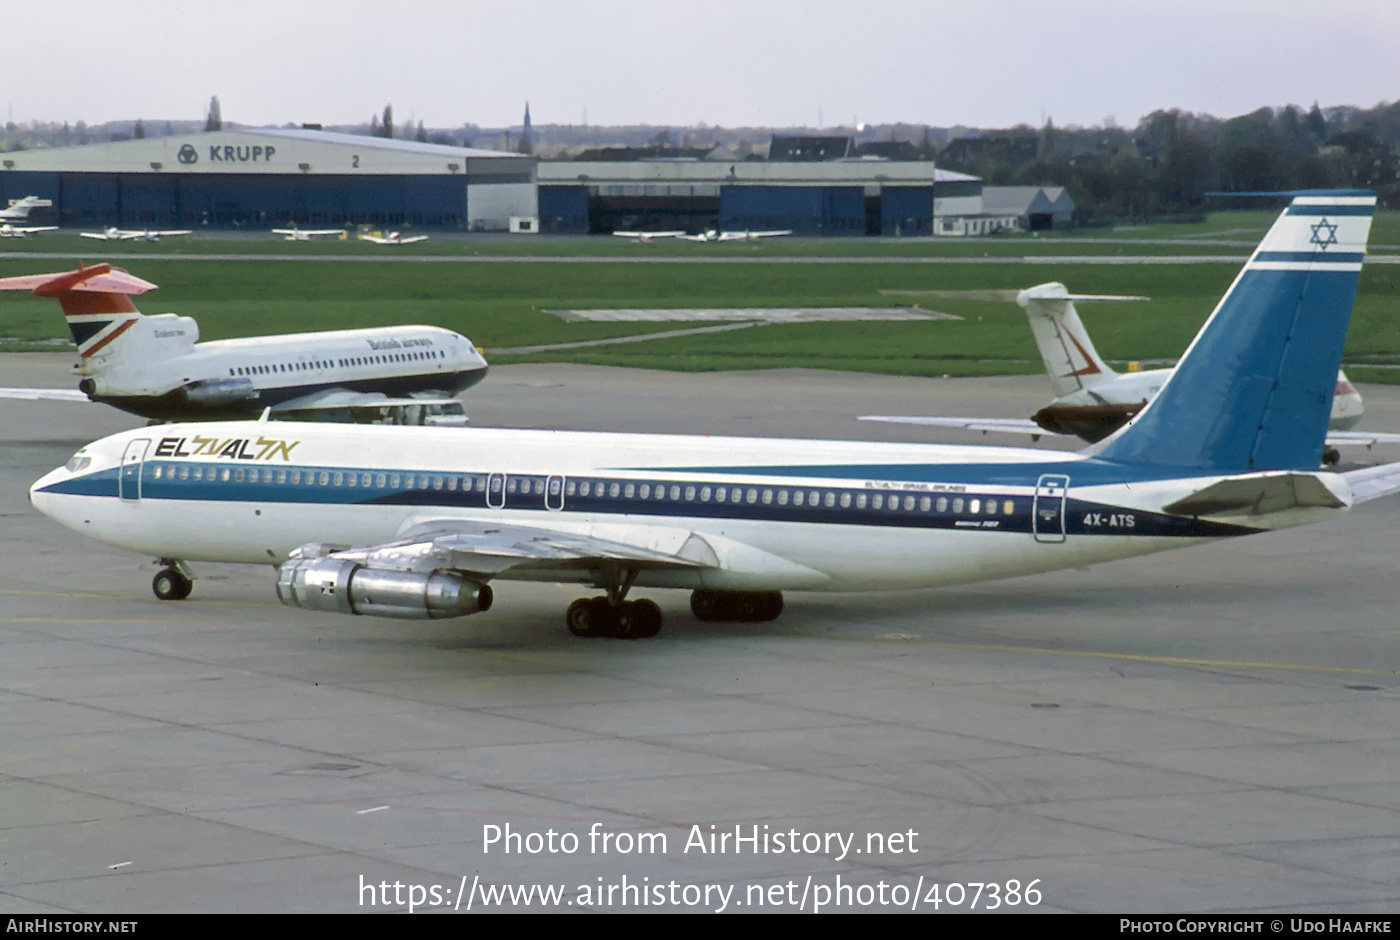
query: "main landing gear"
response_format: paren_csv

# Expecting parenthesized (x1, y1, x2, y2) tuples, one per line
(566, 569, 663, 639)
(566, 596, 663, 639)
(690, 589, 783, 623)
(565, 586, 788, 638)
(152, 559, 194, 601)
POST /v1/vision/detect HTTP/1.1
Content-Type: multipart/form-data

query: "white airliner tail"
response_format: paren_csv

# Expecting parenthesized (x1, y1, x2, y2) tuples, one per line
(1018, 283, 1146, 398)
(0, 195, 52, 221)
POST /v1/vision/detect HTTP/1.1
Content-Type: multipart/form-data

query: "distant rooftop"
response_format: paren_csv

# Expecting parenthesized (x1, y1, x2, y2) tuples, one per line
(768, 135, 853, 161)
(252, 125, 510, 160)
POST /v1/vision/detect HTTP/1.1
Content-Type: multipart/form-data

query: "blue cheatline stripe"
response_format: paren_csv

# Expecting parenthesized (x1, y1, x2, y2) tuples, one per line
(650, 458, 1220, 487)
(1254, 251, 1365, 264)
(1286, 205, 1375, 216)
(37, 463, 1263, 539)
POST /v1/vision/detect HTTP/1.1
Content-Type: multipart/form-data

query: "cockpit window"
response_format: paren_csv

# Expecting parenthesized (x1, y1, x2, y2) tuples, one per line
(65, 455, 92, 473)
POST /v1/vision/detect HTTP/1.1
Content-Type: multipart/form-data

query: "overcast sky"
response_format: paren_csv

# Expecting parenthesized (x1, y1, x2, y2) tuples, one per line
(6, 0, 1395, 131)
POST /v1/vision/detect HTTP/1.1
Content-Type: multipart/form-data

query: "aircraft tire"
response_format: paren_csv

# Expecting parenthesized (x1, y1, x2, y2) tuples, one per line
(690, 589, 783, 623)
(618, 599, 662, 639)
(153, 567, 192, 601)
(690, 589, 724, 622)
(566, 597, 616, 638)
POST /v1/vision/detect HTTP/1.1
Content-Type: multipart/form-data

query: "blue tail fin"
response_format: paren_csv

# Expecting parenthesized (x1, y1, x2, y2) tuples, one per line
(1095, 191, 1375, 472)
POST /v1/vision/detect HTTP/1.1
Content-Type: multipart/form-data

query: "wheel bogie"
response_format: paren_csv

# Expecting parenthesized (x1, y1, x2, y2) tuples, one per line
(690, 589, 783, 623)
(619, 598, 662, 639)
(565, 596, 662, 639)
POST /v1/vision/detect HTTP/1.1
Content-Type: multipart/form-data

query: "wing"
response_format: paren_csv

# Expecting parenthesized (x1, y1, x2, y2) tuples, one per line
(269, 389, 468, 425)
(375, 520, 719, 576)
(276, 520, 720, 619)
(613, 231, 683, 240)
(283, 516, 822, 582)
(2, 226, 58, 236)
(154, 230, 193, 237)
(0, 387, 91, 402)
(359, 236, 389, 244)
(79, 232, 115, 240)
(718, 230, 793, 241)
(397, 235, 429, 244)
(858, 415, 1064, 440)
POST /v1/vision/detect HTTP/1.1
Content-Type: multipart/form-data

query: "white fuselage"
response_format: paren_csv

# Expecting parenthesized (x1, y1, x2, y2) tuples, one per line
(30, 420, 1341, 596)
(81, 322, 488, 418)
(1053, 367, 1365, 431)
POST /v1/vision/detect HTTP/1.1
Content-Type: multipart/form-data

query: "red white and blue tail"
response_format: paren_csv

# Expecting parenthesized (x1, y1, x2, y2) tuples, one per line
(0, 264, 158, 360)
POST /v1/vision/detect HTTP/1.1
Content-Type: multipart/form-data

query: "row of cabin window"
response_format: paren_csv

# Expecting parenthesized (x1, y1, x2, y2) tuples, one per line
(150, 464, 467, 490)
(145, 464, 1017, 516)
(568, 480, 1013, 515)
(336, 350, 442, 368)
(227, 350, 443, 378)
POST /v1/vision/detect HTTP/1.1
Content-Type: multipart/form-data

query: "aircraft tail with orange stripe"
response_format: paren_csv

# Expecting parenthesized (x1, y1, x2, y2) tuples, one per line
(0, 265, 204, 400)
(1018, 282, 1146, 399)
(0, 263, 160, 361)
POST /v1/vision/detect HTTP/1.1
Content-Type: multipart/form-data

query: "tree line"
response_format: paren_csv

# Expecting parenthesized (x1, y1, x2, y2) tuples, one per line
(938, 101, 1400, 220)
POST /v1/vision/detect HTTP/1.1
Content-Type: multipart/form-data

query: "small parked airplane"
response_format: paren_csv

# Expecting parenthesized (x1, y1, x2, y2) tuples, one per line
(81, 227, 194, 242)
(359, 231, 429, 245)
(0, 264, 488, 421)
(0, 195, 53, 221)
(613, 228, 793, 243)
(861, 281, 1400, 458)
(0, 223, 58, 237)
(272, 226, 345, 241)
(680, 228, 792, 242)
(612, 230, 686, 243)
(28, 191, 1400, 640)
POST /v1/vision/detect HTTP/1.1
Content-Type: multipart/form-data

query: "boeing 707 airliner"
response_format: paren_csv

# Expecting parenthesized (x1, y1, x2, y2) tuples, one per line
(29, 192, 1400, 639)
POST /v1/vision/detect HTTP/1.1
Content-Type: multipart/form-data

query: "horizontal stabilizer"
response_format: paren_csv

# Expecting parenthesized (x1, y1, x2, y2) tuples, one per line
(1162, 472, 1348, 517)
(0, 387, 91, 402)
(1341, 462, 1400, 505)
(0, 264, 159, 296)
(858, 415, 1061, 439)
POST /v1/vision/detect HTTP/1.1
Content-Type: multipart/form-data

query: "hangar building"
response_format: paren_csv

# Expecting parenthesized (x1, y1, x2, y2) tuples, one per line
(0, 128, 537, 231)
(538, 146, 981, 237)
(936, 185, 1075, 235)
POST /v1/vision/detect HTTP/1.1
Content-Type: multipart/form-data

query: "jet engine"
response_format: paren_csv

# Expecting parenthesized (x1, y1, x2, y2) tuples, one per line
(275, 557, 493, 620)
(177, 376, 259, 407)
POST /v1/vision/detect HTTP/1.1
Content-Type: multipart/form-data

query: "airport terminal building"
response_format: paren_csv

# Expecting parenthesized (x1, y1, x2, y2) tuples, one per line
(0, 127, 538, 231)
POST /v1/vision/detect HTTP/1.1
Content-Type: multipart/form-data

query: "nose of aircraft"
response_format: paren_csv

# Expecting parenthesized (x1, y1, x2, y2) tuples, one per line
(29, 464, 66, 516)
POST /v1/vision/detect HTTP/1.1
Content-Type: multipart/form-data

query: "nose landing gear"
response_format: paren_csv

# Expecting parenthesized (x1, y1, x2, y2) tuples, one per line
(152, 559, 194, 601)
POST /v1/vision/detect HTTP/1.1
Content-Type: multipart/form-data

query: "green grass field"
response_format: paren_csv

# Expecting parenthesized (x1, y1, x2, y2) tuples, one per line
(2, 211, 1397, 382)
(10, 208, 1394, 259)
